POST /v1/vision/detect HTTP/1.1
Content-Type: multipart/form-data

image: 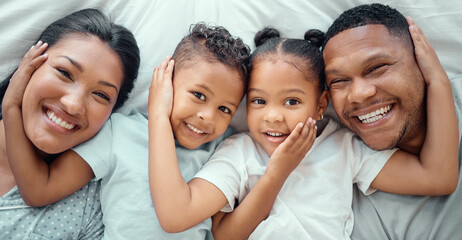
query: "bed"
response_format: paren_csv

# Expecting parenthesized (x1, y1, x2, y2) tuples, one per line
(1, 0, 461, 238)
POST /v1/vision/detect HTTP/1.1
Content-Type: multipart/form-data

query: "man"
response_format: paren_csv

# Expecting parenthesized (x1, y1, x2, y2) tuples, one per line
(322, 3, 461, 239)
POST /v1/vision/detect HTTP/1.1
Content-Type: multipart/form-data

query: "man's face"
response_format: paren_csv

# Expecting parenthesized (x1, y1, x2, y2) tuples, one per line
(323, 24, 426, 151)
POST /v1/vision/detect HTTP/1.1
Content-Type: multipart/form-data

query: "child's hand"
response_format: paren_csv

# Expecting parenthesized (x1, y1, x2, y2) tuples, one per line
(2, 41, 48, 113)
(149, 56, 175, 118)
(407, 17, 449, 86)
(266, 117, 317, 180)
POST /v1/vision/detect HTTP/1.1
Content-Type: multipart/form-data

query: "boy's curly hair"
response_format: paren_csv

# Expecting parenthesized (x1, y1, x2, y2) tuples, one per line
(172, 23, 251, 87)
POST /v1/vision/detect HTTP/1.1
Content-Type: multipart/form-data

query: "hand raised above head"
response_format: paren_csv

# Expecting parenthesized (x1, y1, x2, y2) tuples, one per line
(149, 56, 175, 118)
(407, 16, 449, 86)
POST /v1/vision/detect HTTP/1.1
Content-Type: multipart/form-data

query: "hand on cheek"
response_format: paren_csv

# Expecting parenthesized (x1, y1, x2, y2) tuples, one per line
(149, 56, 175, 119)
(266, 117, 317, 180)
(3, 41, 48, 113)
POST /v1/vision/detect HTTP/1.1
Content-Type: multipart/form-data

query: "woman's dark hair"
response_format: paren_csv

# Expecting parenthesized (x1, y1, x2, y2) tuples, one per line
(0, 8, 140, 118)
(171, 23, 251, 91)
(252, 27, 325, 93)
(323, 3, 411, 50)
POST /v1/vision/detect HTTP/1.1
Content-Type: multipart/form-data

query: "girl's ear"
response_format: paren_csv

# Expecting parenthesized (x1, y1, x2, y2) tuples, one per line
(316, 90, 329, 120)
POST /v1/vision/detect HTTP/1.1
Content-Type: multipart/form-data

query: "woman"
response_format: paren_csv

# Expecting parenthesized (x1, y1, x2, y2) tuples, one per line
(0, 8, 139, 239)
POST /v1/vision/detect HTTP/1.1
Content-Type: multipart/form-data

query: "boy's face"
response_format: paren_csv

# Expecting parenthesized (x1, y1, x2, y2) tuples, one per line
(323, 24, 426, 151)
(170, 60, 244, 149)
(247, 60, 325, 156)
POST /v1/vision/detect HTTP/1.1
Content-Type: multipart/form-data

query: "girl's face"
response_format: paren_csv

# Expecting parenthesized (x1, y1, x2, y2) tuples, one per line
(22, 34, 124, 154)
(170, 60, 244, 149)
(247, 59, 328, 156)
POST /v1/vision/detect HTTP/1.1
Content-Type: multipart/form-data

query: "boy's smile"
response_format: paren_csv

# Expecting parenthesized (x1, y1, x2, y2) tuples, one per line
(170, 60, 244, 149)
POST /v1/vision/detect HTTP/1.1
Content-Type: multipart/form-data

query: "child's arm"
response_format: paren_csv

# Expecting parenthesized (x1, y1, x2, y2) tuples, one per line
(2, 41, 94, 207)
(370, 18, 459, 195)
(148, 57, 229, 232)
(212, 118, 317, 240)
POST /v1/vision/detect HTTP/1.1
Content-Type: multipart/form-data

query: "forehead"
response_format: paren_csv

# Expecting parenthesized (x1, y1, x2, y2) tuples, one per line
(47, 33, 124, 86)
(174, 60, 244, 101)
(250, 60, 318, 93)
(323, 24, 408, 66)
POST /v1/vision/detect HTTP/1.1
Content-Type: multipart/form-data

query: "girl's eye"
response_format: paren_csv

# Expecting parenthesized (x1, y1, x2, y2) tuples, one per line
(252, 99, 266, 105)
(193, 92, 205, 101)
(57, 69, 72, 80)
(284, 99, 299, 106)
(94, 92, 110, 102)
(218, 106, 231, 114)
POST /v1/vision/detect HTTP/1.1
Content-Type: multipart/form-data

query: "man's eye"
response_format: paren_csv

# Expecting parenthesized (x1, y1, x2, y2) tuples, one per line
(193, 92, 205, 101)
(284, 99, 299, 106)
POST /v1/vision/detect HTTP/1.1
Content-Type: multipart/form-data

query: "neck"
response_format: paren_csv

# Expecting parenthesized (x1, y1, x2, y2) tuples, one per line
(397, 127, 426, 155)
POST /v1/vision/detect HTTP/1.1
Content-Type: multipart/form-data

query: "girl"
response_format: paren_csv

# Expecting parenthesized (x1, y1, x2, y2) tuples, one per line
(1, 8, 139, 239)
(150, 25, 458, 240)
(6, 23, 250, 239)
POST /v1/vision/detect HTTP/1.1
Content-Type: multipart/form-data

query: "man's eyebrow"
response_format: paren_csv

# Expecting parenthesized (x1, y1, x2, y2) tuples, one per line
(59, 55, 83, 72)
(325, 53, 393, 76)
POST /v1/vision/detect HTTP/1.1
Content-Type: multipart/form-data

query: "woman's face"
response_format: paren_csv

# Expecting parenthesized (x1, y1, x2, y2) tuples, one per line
(21, 33, 124, 154)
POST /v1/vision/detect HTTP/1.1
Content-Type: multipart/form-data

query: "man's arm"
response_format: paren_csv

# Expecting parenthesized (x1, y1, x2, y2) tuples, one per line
(371, 18, 458, 195)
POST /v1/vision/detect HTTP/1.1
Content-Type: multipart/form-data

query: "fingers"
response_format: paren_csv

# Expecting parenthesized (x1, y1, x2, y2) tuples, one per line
(406, 16, 446, 85)
(283, 117, 317, 151)
(151, 56, 174, 84)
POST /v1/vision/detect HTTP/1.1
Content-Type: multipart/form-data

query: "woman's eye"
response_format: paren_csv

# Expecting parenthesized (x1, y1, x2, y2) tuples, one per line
(94, 92, 110, 102)
(218, 106, 231, 114)
(284, 99, 299, 106)
(57, 69, 71, 79)
(193, 92, 205, 101)
(252, 99, 265, 105)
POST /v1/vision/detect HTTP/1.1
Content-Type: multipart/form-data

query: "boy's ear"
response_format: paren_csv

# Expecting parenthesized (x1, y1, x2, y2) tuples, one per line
(316, 90, 329, 120)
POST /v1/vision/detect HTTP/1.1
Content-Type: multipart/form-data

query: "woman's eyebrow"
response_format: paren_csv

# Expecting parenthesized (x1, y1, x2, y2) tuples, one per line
(59, 55, 83, 72)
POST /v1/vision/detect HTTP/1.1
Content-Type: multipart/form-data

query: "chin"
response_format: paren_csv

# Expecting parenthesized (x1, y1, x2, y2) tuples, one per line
(361, 137, 397, 151)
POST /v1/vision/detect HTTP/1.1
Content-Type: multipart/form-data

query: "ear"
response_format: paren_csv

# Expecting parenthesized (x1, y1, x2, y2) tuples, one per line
(316, 90, 329, 120)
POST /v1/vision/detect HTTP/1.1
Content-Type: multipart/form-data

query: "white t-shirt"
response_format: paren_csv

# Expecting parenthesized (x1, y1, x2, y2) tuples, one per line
(73, 111, 234, 240)
(194, 118, 397, 240)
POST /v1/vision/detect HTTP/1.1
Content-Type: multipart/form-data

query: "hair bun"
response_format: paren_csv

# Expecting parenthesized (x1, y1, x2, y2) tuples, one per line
(304, 29, 325, 48)
(254, 27, 280, 47)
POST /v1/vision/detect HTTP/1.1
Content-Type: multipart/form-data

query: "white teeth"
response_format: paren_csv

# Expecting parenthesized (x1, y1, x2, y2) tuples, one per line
(186, 123, 206, 134)
(358, 105, 392, 123)
(46, 110, 76, 130)
(267, 132, 283, 137)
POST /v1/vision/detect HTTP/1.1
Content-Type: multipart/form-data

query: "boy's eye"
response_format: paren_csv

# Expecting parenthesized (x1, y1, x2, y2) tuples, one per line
(94, 92, 110, 102)
(193, 92, 205, 101)
(218, 106, 231, 114)
(284, 99, 299, 106)
(252, 99, 266, 105)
